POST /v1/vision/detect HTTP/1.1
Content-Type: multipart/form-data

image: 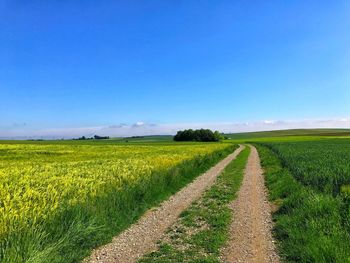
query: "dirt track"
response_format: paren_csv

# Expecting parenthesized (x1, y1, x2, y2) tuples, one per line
(84, 145, 244, 263)
(220, 145, 280, 263)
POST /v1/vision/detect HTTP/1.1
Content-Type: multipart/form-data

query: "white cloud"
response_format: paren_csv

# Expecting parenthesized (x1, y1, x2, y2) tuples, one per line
(1, 118, 350, 139)
(263, 120, 275, 124)
(135, 121, 144, 126)
(132, 121, 145, 127)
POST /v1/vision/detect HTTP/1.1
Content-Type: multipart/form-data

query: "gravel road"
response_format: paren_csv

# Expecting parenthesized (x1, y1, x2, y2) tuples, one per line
(84, 145, 244, 263)
(220, 145, 280, 263)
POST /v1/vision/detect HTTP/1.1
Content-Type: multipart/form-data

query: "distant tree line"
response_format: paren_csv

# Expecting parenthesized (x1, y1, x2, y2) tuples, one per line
(75, 135, 110, 140)
(173, 129, 224, 142)
(93, 135, 109, 140)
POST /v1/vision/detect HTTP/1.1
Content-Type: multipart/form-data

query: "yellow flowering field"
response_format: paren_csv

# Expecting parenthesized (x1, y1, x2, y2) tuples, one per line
(0, 141, 234, 262)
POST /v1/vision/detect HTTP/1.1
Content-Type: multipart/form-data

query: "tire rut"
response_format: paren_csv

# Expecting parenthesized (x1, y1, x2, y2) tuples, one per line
(220, 145, 280, 263)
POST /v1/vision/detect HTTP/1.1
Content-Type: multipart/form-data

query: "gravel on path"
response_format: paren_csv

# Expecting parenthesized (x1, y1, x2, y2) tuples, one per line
(220, 145, 280, 263)
(84, 145, 245, 263)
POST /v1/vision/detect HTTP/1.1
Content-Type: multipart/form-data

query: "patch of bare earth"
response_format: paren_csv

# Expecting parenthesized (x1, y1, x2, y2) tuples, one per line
(160, 213, 210, 253)
(220, 145, 280, 263)
(84, 145, 244, 263)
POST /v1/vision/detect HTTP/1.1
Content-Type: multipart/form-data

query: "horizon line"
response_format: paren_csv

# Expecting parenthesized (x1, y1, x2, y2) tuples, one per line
(1, 117, 350, 140)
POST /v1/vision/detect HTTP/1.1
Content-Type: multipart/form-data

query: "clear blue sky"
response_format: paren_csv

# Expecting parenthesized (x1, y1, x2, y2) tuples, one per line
(1, 1, 350, 137)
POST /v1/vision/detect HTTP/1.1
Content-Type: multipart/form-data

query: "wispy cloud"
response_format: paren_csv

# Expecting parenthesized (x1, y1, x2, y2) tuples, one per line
(1, 118, 350, 139)
(132, 121, 146, 127)
(12, 122, 27, 128)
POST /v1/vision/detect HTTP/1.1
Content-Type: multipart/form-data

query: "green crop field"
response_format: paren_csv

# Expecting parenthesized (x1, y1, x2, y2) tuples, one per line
(256, 138, 350, 262)
(2, 129, 350, 263)
(0, 141, 234, 263)
(226, 128, 350, 140)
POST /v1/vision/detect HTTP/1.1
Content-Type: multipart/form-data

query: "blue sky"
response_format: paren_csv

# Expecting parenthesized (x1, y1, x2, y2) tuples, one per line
(1, 1, 350, 138)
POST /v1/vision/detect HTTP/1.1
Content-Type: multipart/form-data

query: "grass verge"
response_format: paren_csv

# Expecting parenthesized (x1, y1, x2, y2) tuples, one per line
(256, 144, 350, 263)
(139, 146, 250, 263)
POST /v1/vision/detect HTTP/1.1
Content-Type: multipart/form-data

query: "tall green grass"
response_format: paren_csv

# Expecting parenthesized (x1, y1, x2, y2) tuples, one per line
(256, 143, 350, 262)
(262, 139, 350, 195)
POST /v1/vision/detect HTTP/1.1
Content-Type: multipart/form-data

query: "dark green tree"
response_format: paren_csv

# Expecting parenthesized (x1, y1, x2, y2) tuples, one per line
(173, 129, 223, 142)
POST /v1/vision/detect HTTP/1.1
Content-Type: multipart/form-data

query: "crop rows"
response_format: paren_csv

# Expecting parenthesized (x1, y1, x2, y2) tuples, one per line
(257, 139, 350, 262)
(262, 139, 350, 195)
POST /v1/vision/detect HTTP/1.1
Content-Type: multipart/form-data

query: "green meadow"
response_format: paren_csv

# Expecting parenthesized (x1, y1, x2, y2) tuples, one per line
(246, 131, 350, 262)
(2, 129, 350, 262)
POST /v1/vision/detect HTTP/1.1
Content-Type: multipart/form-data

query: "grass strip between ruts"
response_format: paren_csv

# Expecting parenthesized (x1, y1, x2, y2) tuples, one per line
(139, 146, 250, 262)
